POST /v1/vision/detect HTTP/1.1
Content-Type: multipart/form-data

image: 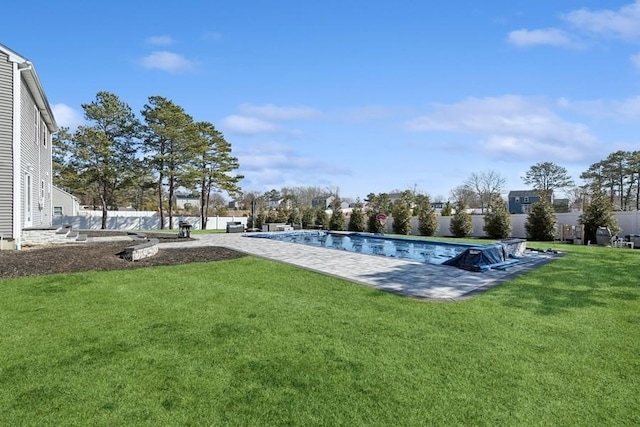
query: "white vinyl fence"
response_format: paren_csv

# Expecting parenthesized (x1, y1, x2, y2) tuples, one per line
(53, 212, 247, 231)
(54, 210, 640, 238)
(385, 212, 640, 239)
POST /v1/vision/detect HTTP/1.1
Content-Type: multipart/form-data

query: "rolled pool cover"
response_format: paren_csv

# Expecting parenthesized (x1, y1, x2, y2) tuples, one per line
(442, 243, 519, 272)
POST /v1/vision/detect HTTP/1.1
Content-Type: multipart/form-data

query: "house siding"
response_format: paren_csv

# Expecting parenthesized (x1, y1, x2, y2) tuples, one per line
(0, 52, 13, 238)
(21, 81, 53, 229)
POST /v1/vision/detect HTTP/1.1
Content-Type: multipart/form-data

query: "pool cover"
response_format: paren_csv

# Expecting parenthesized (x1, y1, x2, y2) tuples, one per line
(442, 243, 518, 272)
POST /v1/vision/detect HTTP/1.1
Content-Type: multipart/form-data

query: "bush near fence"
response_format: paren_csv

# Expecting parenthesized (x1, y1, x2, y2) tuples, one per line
(54, 211, 640, 240)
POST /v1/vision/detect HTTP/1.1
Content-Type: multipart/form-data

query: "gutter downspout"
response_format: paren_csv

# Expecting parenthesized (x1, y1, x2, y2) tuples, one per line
(11, 62, 32, 250)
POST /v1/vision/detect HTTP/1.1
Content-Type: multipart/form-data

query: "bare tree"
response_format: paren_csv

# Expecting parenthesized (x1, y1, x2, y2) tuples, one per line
(463, 171, 506, 213)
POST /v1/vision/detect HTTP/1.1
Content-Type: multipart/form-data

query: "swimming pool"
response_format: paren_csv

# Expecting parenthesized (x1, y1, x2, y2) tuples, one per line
(247, 231, 476, 265)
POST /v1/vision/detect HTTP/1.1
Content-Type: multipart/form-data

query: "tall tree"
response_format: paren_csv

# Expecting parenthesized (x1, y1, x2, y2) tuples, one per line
(464, 170, 506, 213)
(580, 150, 640, 210)
(188, 122, 242, 228)
(141, 96, 195, 229)
(522, 161, 574, 202)
(449, 185, 480, 209)
(71, 92, 140, 229)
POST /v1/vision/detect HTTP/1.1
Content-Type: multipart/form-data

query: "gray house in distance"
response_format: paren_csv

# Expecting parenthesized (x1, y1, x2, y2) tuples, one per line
(0, 44, 57, 249)
(508, 190, 542, 214)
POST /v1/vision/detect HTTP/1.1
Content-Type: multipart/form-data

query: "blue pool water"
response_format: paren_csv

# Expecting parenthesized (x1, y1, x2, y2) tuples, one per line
(247, 231, 476, 265)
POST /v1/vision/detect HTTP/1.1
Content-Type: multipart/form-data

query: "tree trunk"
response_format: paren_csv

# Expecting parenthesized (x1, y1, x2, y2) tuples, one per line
(100, 194, 108, 229)
(157, 175, 165, 229)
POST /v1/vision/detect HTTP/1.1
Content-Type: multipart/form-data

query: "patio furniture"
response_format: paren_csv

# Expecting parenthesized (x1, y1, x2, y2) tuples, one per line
(226, 221, 245, 233)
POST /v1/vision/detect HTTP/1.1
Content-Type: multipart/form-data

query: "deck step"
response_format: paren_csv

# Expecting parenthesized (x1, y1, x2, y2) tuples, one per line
(67, 231, 79, 239)
(76, 234, 88, 242)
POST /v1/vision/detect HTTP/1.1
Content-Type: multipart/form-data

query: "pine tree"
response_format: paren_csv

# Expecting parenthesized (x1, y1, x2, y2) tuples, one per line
(524, 199, 557, 241)
(391, 190, 413, 235)
(579, 187, 620, 244)
(417, 195, 439, 236)
(348, 201, 366, 232)
(483, 197, 512, 239)
(315, 208, 329, 229)
(441, 201, 453, 216)
(449, 199, 473, 237)
(329, 196, 346, 230)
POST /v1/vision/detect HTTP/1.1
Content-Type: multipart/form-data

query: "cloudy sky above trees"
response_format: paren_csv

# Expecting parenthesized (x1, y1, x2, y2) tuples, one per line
(4, 0, 640, 199)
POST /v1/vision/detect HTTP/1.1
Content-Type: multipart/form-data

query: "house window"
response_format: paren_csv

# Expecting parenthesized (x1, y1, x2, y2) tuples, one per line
(524, 197, 529, 203)
(42, 125, 47, 148)
(53, 206, 63, 216)
(515, 197, 520, 203)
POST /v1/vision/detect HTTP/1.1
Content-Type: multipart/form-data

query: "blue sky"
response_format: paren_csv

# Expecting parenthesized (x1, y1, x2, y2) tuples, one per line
(4, 1, 640, 201)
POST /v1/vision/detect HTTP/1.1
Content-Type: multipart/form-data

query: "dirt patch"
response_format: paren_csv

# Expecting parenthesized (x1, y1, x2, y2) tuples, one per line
(0, 232, 246, 279)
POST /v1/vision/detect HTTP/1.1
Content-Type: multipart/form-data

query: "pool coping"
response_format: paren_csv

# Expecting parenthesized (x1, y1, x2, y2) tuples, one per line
(158, 233, 562, 302)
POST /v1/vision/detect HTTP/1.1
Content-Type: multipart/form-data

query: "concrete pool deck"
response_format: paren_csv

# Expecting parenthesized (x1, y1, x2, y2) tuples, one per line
(153, 232, 562, 301)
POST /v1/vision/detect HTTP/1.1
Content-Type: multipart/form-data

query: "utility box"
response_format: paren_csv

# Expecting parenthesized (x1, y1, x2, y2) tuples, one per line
(595, 227, 612, 246)
(629, 234, 640, 248)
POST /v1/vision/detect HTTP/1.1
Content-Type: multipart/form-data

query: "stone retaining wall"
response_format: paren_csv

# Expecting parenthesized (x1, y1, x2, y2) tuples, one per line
(121, 238, 159, 261)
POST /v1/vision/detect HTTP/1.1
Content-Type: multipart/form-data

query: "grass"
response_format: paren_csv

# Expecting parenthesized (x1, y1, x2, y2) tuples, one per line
(1, 244, 639, 425)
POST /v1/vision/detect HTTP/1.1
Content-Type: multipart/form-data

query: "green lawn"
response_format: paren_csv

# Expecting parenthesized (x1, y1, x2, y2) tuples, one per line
(1, 243, 639, 426)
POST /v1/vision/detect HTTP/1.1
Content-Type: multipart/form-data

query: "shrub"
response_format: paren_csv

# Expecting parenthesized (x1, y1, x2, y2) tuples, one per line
(483, 201, 512, 239)
(525, 199, 557, 241)
(441, 201, 453, 216)
(391, 193, 413, 235)
(315, 208, 329, 229)
(348, 202, 366, 232)
(301, 208, 315, 228)
(417, 196, 439, 236)
(579, 187, 620, 244)
(449, 200, 473, 237)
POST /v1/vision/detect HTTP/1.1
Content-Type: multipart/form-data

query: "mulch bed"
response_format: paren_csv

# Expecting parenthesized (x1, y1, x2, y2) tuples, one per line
(0, 231, 247, 279)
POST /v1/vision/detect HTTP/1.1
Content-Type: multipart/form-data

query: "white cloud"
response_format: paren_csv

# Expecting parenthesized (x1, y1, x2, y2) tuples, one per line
(140, 51, 195, 73)
(405, 95, 597, 162)
(238, 103, 320, 121)
(507, 28, 576, 48)
(145, 36, 174, 46)
(559, 96, 640, 121)
(563, 1, 640, 40)
(51, 103, 84, 130)
(221, 115, 283, 134)
(236, 143, 350, 190)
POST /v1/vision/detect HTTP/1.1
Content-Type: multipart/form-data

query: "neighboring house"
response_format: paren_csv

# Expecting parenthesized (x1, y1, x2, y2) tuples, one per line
(228, 199, 245, 210)
(311, 195, 333, 210)
(0, 44, 57, 249)
(268, 197, 283, 210)
(508, 190, 544, 214)
(174, 193, 200, 209)
(312, 195, 349, 210)
(52, 186, 80, 217)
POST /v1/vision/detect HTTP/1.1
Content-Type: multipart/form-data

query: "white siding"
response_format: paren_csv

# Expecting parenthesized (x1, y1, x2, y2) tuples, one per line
(0, 52, 13, 237)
